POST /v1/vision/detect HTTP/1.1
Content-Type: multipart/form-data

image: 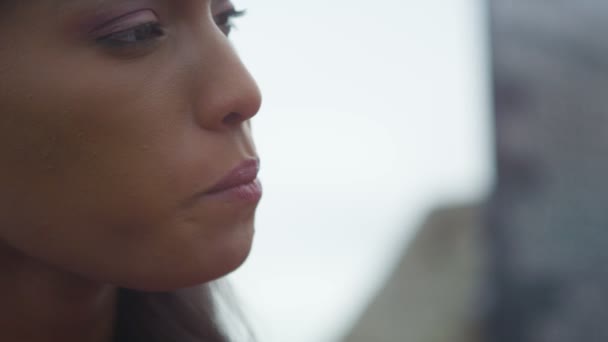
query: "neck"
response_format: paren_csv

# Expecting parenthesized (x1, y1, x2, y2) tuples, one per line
(0, 243, 118, 342)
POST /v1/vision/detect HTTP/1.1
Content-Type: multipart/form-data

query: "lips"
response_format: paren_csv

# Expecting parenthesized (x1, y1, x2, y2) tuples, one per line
(205, 159, 260, 195)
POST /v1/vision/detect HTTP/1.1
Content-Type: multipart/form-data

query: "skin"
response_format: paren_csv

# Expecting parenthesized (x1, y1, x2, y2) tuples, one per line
(0, 0, 262, 341)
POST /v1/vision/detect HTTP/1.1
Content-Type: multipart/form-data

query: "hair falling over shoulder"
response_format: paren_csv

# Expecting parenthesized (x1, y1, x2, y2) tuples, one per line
(113, 283, 256, 342)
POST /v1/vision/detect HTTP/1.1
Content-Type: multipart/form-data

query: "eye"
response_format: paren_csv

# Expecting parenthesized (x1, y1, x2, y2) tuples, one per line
(92, 9, 166, 52)
(214, 8, 246, 36)
(97, 22, 165, 47)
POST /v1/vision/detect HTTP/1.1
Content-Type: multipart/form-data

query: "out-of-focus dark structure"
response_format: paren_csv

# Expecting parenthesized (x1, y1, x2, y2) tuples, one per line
(345, 1, 608, 341)
(485, 1, 608, 341)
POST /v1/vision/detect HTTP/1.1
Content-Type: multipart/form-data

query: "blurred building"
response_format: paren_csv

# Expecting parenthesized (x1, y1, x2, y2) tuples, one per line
(343, 204, 484, 342)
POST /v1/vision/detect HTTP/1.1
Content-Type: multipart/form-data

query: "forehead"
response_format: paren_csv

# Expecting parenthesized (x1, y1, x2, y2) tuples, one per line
(53, 0, 219, 10)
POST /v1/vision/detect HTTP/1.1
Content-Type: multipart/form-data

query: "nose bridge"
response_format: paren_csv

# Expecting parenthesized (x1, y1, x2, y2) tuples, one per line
(191, 33, 262, 131)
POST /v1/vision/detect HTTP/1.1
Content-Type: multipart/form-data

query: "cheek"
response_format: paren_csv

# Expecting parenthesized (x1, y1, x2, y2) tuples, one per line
(0, 25, 259, 290)
(0, 61, 176, 220)
(0, 50, 252, 288)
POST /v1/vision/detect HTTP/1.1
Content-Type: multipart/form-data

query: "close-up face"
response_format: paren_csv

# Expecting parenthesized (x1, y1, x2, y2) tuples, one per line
(0, 0, 262, 291)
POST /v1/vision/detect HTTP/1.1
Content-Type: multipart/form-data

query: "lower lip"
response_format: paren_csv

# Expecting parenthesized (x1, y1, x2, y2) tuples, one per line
(205, 179, 263, 203)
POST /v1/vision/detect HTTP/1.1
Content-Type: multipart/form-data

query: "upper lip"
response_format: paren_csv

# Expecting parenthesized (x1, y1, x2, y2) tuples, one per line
(205, 159, 260, 194)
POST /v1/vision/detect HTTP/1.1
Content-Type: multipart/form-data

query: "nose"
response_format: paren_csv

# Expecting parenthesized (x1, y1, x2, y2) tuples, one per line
(190, 34, 262, 132)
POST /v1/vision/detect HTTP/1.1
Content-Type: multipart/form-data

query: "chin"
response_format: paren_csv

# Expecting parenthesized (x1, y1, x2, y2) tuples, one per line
(121, 223, 255, 292)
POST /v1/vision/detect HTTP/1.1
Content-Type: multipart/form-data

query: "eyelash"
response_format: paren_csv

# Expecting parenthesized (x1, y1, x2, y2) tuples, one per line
(96, 9, 246, 48)
(214, 9, 246, 36)
(96, 22, 165, 48)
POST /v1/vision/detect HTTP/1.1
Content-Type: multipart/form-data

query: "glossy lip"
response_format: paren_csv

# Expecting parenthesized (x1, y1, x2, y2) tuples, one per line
(206, 159, 259, 194)
(196, 159, 263, 204)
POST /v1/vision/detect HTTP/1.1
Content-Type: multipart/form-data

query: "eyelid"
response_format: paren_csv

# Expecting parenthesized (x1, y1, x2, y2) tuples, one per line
(90, 9, 160, 38)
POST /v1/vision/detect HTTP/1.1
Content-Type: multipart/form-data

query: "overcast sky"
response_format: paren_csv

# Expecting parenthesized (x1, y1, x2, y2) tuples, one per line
(224, 1, 492, 341)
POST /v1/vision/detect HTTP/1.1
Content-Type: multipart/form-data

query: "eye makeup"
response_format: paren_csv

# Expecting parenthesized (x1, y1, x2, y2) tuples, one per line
(60, 0, 162, 37)
(60, 0, 243, 52)
(85, 8, 167, 57)
(89, 9, 160, 40)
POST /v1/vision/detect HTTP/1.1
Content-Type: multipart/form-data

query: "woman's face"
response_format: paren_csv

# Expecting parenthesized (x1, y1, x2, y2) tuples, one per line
(0, 0, 262, 291)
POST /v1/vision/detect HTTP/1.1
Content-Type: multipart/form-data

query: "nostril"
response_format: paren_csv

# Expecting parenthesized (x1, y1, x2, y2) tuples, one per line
(222, 112, 242, 126)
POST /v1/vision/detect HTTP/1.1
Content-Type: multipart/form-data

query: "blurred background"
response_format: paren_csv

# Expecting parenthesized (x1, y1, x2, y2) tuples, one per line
(214, 0, 608, 341)
(224, 0, 493, 341)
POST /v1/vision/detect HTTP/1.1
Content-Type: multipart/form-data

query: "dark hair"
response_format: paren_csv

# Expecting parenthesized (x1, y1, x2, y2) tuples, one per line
(114, 282, 256, 342)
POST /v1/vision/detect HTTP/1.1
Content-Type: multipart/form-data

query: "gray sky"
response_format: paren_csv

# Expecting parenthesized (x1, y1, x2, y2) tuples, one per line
(226, 0, 491, 341)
